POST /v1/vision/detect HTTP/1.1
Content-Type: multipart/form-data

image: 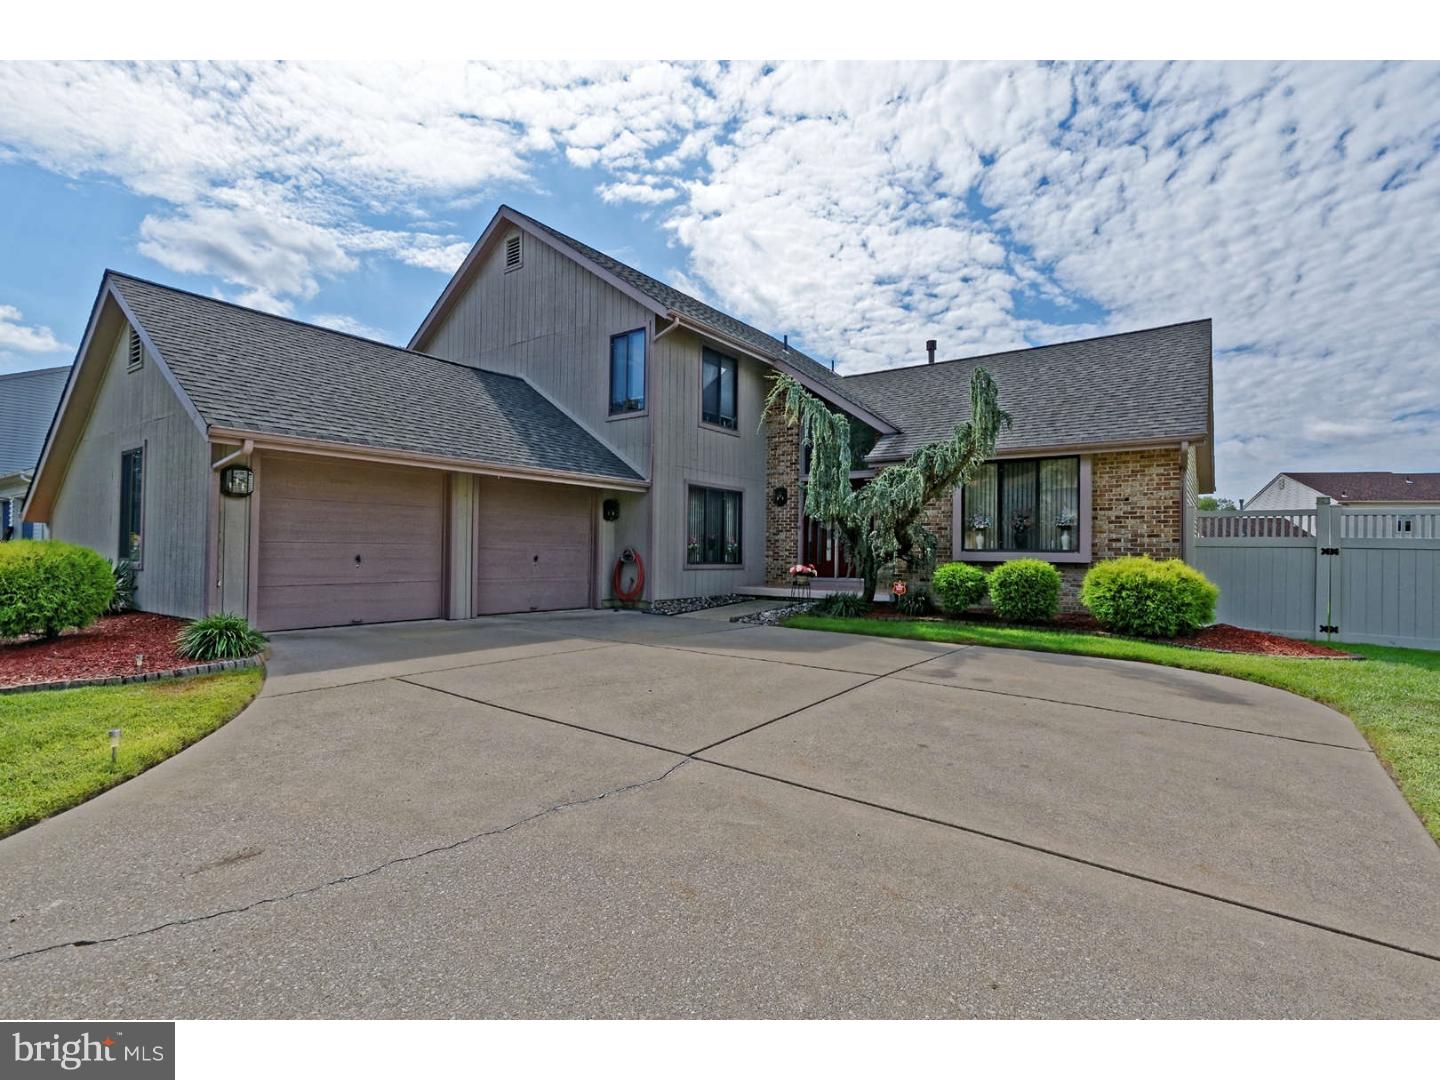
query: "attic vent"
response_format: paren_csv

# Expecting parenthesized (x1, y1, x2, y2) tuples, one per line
(127, 327, 144, 371)
(504, 233, 522, 272)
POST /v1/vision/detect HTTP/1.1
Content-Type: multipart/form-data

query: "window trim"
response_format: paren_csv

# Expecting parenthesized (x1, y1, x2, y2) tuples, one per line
(699, 347, 740, 435)
(953, 454, 1092, 564)
(607, 326, 649, 419)
(684, 482, 745, 569)
(119, 443, 147, 569)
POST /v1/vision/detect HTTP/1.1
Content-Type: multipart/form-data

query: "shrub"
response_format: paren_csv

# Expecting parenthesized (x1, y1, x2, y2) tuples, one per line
(176, 613, 268, 661)
(0, 540, 114, 640)
(810, 591, 871, 618)
(894, 587, 933, 617)
(987, 559, 1060, 623)
(1081, 557, 1218, 638)
(108, 559, 137, 614)
(931, 562, 988, 614)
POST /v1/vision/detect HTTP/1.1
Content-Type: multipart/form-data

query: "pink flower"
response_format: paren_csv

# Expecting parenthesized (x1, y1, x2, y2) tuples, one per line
(789, 563, 818, 576)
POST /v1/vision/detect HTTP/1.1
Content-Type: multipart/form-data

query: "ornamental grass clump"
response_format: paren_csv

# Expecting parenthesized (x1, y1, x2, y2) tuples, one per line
(175, 613, 268, 661)
(931, 562, 988, 614)
(0, 540, 114, 640)
(810, 591, 871, 618)
(987, 559, 1061, 624)
(1081, 556, 1218, 638)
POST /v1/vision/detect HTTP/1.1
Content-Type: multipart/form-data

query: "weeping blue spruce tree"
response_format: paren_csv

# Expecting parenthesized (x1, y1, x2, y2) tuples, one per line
(762, 368, 1010, 604)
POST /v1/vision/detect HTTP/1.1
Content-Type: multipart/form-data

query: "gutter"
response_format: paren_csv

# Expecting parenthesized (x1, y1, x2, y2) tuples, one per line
(206, 429, 649, 493)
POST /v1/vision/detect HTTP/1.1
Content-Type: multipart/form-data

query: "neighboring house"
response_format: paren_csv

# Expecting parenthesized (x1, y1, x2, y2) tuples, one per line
(1, 365, 69, 541)
(25, 205, 1214, 629)
(1247, 471, 1440, 511)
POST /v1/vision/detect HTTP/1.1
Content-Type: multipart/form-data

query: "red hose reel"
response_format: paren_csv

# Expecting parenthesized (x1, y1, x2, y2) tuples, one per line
(612, 547, 645, 603)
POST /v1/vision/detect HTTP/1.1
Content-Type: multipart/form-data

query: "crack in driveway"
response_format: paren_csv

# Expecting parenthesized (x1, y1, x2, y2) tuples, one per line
(2, 759, 689, 965)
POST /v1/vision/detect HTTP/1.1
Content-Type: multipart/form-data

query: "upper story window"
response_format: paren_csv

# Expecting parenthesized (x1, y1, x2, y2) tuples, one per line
(961, 456, 1080, 553)
(127, 327, 143, 371)
(119, 446, 145, 565)
(701, 347, 738, 429)
(609, 329, 646, 415)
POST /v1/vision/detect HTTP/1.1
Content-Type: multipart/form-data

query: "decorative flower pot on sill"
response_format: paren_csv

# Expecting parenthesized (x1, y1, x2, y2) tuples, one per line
(1057, 525, 1073, 551)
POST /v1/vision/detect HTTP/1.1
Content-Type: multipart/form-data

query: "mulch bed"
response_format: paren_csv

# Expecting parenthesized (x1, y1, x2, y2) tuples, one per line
(0, 613, 192, 688)
(861, 605, 1356, 658)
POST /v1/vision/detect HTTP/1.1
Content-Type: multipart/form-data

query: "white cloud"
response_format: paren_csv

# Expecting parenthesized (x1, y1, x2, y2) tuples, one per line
(311, 313, 392, 342)
(0, 305, 68, 353)
(0, 60, 1436, 497)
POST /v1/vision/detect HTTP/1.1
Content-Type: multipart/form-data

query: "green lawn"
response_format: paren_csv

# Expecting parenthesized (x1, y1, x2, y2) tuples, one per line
(785, 614, 1440, 842)
(0, 670, 263, 838)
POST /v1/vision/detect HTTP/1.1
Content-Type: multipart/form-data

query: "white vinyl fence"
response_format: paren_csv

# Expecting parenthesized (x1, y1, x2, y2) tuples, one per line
(1193, 501, 1440, 650)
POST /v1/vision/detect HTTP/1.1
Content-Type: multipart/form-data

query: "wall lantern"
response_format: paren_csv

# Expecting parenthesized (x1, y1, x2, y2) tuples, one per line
(772, 486, 789, 507)
(602, 498, 620, 522)
(220, 465, 255, 497)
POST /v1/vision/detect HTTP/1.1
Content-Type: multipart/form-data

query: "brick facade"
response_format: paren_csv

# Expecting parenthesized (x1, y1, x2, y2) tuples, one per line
(764, 412, 801, 586)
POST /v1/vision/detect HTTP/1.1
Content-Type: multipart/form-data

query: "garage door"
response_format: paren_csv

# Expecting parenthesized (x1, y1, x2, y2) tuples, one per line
(475, 477, 593, 615)
(257, 453, 445, 631)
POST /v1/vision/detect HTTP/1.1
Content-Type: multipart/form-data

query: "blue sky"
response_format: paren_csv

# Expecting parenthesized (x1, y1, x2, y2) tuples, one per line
(1, 60, 1437, 499)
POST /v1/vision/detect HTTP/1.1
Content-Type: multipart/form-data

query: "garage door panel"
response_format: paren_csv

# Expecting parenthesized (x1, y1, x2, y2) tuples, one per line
(260, 542, 443, 587)
(257, 453, 445, 631)
(257, 581, 442, 630)
(475, 477, 593, 616)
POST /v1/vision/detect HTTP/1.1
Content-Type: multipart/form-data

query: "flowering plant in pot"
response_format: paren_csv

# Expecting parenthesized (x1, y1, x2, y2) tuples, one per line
(965, 513, 991, 550)
(1055, 512, 1076, 551)
(789, 563, 818, 579)
(1010, 510, 1034, 549)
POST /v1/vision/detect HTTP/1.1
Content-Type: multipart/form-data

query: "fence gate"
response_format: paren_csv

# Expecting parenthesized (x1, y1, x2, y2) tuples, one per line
(1193, 500, 1440, 650)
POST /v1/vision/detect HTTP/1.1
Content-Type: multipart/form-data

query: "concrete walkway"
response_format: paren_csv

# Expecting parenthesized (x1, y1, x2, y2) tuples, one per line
(3, 607, 1439, 1018)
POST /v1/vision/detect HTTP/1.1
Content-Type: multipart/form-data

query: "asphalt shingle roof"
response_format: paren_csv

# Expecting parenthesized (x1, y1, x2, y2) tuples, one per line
(1281, 472, 1440, 503)
(108, 274, 643, 484)
(0, 365, 69, 476)
(509, 207, 887, 424)
(842, 320, 1213, 460)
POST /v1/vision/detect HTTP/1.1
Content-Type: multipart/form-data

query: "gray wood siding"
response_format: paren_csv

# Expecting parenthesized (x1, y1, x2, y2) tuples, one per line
(649, 327, 768, 600)
(49, 325, 209, 618)
(422, 231, 770, 602)
(422, 228, 651, 476)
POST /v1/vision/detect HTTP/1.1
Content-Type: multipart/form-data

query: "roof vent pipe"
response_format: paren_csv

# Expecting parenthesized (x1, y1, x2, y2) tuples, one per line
(926, 339, 937, 364)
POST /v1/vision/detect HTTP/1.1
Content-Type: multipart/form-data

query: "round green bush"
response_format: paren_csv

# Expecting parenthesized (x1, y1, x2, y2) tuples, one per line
(987, 559, 1061, 623)
(175, 613, 269, 661)
(0, 540, 115, 640)
(1080, 556, 1219, 638)
(931, 562, 988, 614)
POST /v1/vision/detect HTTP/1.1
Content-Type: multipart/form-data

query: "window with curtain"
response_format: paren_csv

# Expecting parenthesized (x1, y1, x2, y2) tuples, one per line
(119, 446, 145, 564)
(701, 348, 738, 429)
(960, 457, 1080, 553)
(686, 486, 742, 565)
(609, 329, 646, 414)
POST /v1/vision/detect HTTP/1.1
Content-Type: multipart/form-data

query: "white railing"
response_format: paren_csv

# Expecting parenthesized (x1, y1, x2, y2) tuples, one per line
(1339, 509, 1440, 539)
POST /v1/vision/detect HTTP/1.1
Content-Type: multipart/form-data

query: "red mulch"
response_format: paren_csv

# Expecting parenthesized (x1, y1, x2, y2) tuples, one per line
(1174, 623, 1356, 658)
(0, 613, 192, 688)
(867, 605, 1355, 658)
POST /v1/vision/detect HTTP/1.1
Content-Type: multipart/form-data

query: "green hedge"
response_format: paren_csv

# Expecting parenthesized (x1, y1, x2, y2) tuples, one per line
(932, 562, 988, 614)
(0, 540, 115, 640)
(1081, 556, 1218, 638)
(987, 559, 1060, 623)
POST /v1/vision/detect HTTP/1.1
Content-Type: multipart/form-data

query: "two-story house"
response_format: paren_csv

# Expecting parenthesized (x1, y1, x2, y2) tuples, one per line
(23, 205, 1214, 630)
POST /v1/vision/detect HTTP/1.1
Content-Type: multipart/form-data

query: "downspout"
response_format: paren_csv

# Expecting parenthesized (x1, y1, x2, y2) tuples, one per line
(655, 314, 682, 342)
(1179, 440, 1191, 564)
(212, 439, 254, 471)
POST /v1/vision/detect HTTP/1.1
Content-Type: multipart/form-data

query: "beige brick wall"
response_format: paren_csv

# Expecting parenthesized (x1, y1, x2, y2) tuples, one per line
(764, 412, 801, 586)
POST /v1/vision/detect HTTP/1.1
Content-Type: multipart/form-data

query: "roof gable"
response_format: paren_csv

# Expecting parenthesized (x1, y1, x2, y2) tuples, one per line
(0, 365, 69, 476)
(1281, 471, 1440, 503)
(410, 205, 896, 433)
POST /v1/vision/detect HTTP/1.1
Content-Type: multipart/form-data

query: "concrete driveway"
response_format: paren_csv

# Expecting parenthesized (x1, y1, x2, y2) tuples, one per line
(3, 604, 1439, 1018)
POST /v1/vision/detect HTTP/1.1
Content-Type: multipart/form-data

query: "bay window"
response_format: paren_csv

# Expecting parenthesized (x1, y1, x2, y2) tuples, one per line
(961, 456, 1080, 554)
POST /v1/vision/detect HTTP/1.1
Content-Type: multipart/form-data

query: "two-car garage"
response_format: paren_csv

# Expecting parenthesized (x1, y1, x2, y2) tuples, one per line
(254, 453, 595, 632)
